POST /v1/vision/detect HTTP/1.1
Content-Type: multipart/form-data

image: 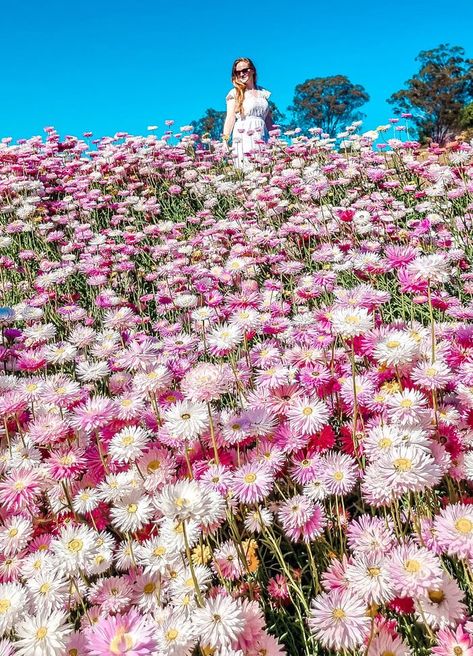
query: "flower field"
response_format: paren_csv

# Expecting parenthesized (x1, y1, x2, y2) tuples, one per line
(2, 122, 473, 655)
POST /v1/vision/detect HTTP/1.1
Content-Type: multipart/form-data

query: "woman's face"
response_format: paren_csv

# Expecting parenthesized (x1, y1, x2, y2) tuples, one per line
(234, 61, 254, 87)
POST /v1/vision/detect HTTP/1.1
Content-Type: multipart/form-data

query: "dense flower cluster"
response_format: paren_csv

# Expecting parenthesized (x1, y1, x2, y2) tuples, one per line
(1, 120, 473, 654)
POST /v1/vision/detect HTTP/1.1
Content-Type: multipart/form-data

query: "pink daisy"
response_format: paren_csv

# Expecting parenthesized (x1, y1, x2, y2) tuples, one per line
(434, 503, 473, 559)
(85, 609, 158, 655)
(308, 588, 371, 650)
(231, 462, 274, 503)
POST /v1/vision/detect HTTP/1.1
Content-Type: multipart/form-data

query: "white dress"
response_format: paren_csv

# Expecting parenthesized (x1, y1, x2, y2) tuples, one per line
(226, 86, 271, 170)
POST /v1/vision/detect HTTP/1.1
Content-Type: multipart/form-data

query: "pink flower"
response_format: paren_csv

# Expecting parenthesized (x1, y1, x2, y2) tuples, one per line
(308, 588, 371, 650)
(85, 609, 158, 655)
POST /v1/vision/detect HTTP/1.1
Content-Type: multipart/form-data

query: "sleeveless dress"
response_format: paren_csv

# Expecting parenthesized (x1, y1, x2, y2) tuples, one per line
(226, 86, 271, 170)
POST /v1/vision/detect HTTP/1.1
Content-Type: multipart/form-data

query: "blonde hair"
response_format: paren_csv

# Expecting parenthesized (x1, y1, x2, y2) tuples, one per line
(231, 58, 257, 117)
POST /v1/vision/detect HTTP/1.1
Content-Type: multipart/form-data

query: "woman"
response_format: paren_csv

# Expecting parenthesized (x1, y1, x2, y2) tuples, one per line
(222, 58, 273, 170)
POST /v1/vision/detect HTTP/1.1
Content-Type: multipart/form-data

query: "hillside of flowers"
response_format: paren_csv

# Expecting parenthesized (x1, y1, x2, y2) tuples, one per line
(2, 121, 473, 655)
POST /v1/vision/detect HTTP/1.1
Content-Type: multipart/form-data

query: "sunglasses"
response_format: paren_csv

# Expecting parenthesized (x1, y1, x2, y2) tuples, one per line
(235, 67, 252, 77)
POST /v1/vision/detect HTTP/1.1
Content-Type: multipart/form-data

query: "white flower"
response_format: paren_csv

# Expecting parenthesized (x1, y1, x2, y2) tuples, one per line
(14, 610, 72, 656)
(72, 487, 101, 514)
(373, 331, 419, 366)
(156, 480, 210, 522)
(75, 360, 110, 382)
(51, 525, 99, 575)
(109, 426, 150, 463)
(110, 494, 154, 533)
(330, 307, 373, 338)
(0, 516, 33, 556)
(192, 594, 245, 651)
(26, 571, 70, 613)
(0, 582, 27, 635)
(164, 400, 209, 441)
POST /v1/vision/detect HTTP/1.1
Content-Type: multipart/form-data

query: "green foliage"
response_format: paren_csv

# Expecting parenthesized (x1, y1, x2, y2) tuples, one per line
(387, 43, 473, 145)
(288, 74, 369, 136)
(191, 108, 226, 140)
(460, 102, 473, 129)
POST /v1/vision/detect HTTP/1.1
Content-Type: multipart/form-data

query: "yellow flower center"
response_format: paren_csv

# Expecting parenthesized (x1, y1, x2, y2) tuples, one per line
(367, 567, 381, 577)
(147, 460, 161, 472)
(378, 438, 392, 449)
(386, 340, 400, 349)
(333, 471, 344, 481)
(302, 407, 313, 416)
(36, 627, 48, 639)
(181, 413, 191, 420)
(154, 546, 166, 557)
(400, 399, 413, 408)
(0, 599, 11, 613)
(166, 628, 179, 641)
(144, 582, 156, 594)
(404, 559, 421, 573)
(332, 608, 346, 620)
(110, 629, 134, 654)
(67, 539, 83, 553)
(8, 528, 18, 538)
(121, 435, 134, 446)
(428, 589, 445, 604)
(394, 458, 412, 472)
(345, 315, 360, 325)
(127, 504, 138, 513)
(244, 473, 257, 484)
(455, 517, 473, 534)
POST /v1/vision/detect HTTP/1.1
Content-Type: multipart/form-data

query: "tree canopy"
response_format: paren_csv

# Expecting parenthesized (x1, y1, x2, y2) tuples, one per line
(191, 108, 226, 141)
(289, 75, 369, 136)
(387, 44, 473, 145)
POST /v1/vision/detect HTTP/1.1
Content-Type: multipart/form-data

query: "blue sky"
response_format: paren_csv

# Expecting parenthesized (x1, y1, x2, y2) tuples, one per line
(2, 0, 473, 142)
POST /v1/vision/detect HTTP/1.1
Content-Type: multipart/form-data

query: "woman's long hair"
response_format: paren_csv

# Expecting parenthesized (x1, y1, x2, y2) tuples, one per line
(231, 58, 257, 117)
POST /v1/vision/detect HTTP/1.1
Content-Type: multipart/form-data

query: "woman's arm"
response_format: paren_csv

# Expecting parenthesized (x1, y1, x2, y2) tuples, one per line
(264, 109, 274, 134)
(222, 96, 236, 140)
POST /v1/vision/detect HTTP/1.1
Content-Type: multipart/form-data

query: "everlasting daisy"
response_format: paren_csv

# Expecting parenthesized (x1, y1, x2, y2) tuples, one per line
(109, 425, 150, 463)
(164, 400, 209, 441)
(434, 503, 473, 559)
(110, 493, 154, 533)
(414, 573, 466, 630)
(14, 610, 72, 656)
(51, 524, 99, 576)
(85, 609, 158, 656)
(373, 330, 419, 366)
(345, 555, 395, 604)
(192, 594, 245, 652)
(320, 451, 358, 495)
(231, 462, 274, 504)
(411, 359, 453, 390)
(330, 306, 373, 338)
(308, 588, 371, 651)
(0, 582, 27, 635)
(432, 625, 473, 656)
(367, 628, 412, 656)
(388, 542, 443, 597)
(285, 395, 330, 435)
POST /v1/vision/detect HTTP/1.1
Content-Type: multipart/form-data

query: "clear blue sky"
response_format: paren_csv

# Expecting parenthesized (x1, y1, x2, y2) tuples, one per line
(2, 0, 473, 142)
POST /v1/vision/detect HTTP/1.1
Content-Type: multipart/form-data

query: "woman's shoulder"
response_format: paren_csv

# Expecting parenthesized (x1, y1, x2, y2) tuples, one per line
(257, 86, 271, 99)
(226, 88, 236, 101)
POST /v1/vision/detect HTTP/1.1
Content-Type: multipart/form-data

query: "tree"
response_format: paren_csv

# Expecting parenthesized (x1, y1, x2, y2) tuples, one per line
(387, 44, 473, 145)
(289, 75, 369, 136)
(191, 108, 226, 140)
